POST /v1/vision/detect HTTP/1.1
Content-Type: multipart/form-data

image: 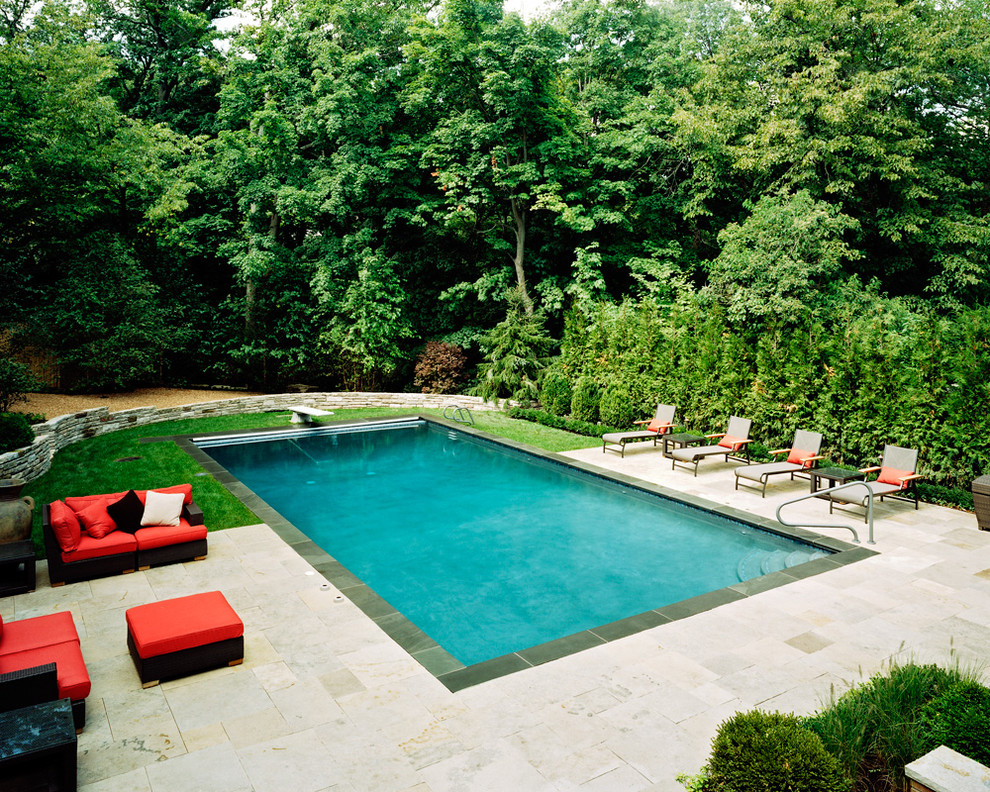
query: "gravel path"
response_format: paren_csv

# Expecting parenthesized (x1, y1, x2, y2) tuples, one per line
(15, 388, 265, 420)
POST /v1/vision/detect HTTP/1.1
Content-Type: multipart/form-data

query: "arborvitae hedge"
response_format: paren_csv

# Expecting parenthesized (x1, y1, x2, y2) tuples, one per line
(549, 291, 990, 491)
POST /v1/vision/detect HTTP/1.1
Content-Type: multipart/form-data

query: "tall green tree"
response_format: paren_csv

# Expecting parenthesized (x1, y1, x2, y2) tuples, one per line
(87, 0, 232, 134)
(676, 0, 990, 304)
(0, 1, 188, 389)
(406, 0, 587, 314)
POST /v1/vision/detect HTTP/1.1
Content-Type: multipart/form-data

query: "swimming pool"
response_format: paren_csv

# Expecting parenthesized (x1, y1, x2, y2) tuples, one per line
(188, 417, 864, 688)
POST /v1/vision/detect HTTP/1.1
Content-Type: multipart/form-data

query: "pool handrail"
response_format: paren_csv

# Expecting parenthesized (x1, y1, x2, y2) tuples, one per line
(443, 404, 475, 426)
(776, 481, 876, 545)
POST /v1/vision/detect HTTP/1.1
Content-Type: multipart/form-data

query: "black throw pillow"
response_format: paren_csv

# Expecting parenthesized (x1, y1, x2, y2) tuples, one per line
(107, 489, 144, 534)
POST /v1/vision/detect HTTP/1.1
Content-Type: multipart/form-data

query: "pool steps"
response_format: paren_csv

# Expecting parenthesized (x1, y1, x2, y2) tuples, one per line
(736, 548, 829, 581)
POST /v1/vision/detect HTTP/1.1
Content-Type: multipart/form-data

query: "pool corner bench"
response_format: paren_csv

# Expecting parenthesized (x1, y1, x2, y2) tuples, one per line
(42, 484, 208, 586)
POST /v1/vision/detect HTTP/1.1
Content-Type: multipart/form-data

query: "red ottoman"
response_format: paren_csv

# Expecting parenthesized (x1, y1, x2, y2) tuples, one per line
(126, 591, 244, 688)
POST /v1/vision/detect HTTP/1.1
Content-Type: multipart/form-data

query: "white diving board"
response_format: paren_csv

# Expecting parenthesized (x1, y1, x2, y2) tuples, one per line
(288, 405, 334, 424)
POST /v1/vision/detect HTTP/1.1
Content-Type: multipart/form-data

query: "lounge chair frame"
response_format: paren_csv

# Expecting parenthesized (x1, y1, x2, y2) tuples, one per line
(670, 416, 753, 476)
(828, 444, 923, 523)
(601, 404, 676, 457)
(734, 429, 824, 497)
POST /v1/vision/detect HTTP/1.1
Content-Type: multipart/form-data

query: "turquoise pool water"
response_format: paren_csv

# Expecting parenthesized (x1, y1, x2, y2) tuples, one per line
(199, 420, 829, 665)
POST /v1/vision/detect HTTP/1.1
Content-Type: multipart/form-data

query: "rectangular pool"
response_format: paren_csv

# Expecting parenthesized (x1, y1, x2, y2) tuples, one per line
(192, 418, 852, 685)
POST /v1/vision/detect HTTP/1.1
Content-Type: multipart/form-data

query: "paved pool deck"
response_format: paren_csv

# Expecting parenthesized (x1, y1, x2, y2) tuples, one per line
(4, 444, 990, 792)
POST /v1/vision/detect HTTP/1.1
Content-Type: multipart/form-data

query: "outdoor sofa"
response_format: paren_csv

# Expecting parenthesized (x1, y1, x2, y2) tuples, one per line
(42, 484, 207, 586)
(0, 611, 91, 730)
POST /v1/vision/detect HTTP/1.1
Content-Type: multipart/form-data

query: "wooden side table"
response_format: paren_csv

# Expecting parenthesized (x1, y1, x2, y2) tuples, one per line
(661, 433, 705, 458)
(809, 467, 866, 499)
(0, 540, 36, 596)
(0, 698, 77, 791)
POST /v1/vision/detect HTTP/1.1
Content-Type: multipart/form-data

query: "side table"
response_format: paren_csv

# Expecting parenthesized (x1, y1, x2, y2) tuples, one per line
(810, 467, 866, 499)
(0, 697, 77, 791)
(661, 433, 705, 458)
(0, 540, 36, 596)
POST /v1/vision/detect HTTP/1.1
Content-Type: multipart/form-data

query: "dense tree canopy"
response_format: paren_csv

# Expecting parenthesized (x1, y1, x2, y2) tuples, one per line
(1, 0, 989, 484)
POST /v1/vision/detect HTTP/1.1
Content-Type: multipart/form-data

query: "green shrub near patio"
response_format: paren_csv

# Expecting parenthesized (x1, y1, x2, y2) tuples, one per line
(599, 385, 636, 428)
(690, 710, 850, 792)
(540, 370, 572, 416)
(570, 377, 600, 423)
(685, 659, 990, 792)
(804, 660, 978, 790)
(918, 681, 990, 767)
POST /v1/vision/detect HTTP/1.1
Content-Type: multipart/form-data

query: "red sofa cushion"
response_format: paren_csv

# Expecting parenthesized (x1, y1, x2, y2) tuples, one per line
(136, 484, 194, 507)
(77, 498, 117, 539)
(65, 491, 126, 514)
(49, 501, 82, 552)
(126, 591, 243, 659)
(134, 521, 207, 551)
(65, 484, 193, 514)
(0, 641, 91, 700)
(64, 530, 138, 563)
(0, 612, 80, 657)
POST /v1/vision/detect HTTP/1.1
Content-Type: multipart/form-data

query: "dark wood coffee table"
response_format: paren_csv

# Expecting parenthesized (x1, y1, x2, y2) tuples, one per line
(661, 433, 705, 458)
(810, 466, 866, 498)
(0, 697, 77, 791)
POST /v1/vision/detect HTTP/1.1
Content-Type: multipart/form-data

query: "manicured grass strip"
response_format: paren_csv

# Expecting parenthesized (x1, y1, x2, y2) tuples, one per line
(24, 407, 600, 556)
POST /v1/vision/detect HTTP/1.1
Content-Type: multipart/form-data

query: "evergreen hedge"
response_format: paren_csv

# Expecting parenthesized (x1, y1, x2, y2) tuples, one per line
(554, 292, 990, 492)
(0, 412, 34, 454)
(570, 376, 600, 422)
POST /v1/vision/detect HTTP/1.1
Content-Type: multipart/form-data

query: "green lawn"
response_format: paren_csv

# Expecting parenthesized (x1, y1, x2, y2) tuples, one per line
(25, 408, 599, 556)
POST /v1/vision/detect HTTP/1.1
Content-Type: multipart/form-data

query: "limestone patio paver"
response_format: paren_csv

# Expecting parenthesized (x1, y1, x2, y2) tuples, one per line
(3, 444, 989, 791)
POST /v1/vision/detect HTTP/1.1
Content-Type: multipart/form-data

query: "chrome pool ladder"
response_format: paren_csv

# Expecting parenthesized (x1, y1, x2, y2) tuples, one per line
(443, 404, 475, 426)
(776, 481, 877, 544)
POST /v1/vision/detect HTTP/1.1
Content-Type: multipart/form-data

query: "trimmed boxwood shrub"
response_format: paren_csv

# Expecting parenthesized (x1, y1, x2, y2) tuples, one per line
(918, 682, 990, 765)
(570, 376, 600, 423)
(700, 710, 851, 792)
(599, 385, 636, 428)
(540, 370, 572, 416)
(0, 412, 35, 453)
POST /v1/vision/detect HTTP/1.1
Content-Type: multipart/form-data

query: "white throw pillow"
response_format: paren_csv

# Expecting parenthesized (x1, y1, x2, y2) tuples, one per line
(141, 490, 185, 527)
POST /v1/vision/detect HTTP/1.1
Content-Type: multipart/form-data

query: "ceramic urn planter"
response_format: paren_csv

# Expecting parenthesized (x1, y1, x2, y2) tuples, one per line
(0, 478, 34, 544)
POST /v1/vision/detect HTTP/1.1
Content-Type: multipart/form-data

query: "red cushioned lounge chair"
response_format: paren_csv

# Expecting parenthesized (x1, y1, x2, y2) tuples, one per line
(828, 444, 923, 522)
(601, 404, 677, 457)
(734, 429, 824, 497)
(669, 416, 753, 476)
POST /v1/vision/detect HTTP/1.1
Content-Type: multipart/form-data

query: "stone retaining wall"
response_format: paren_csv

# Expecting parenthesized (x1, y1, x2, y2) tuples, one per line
(0, 392, 498, 483)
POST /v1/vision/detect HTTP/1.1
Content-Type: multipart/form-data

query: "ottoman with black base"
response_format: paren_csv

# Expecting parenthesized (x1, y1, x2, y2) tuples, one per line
(126, 591, 244, 688)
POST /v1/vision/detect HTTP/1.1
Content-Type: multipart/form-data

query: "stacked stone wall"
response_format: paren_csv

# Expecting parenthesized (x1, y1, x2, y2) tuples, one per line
(0, 392, 497, 483)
